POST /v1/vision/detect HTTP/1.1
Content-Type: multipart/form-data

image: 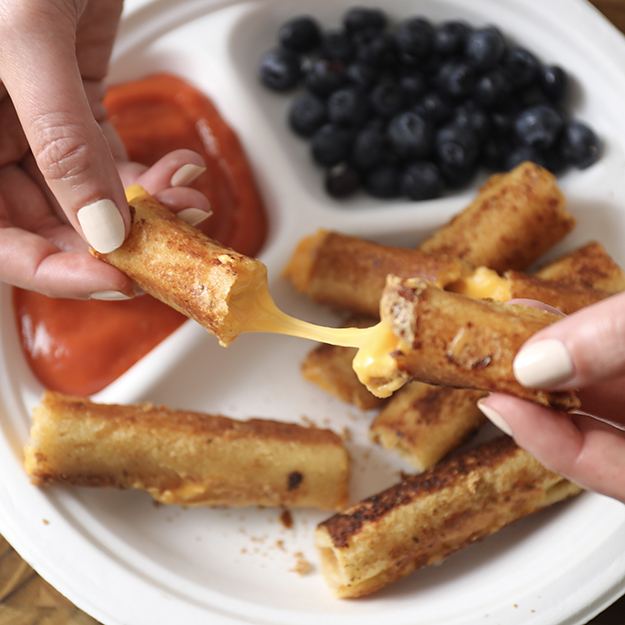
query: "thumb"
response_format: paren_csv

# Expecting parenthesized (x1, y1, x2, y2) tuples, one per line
(0, 4, 129, 253)
(513, 291, 625, 390)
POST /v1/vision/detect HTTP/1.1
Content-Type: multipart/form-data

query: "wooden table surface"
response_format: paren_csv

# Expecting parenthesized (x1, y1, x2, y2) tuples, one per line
(1, 1, 624, 624)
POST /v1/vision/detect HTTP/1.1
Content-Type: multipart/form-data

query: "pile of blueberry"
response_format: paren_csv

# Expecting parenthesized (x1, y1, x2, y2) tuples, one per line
(258, 7, 601, 201)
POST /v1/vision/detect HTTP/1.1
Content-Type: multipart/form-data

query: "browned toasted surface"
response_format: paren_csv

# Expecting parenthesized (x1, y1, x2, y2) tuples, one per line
(25, 392, 349, 510)
(316, 437, 582, 597)
(370, 383, 484, 470)
(420, 163, 573, 271)
(93, 188, 267, 345)
(536, 241, 625, 293)
(382, 280, 579, 410)
(285, 230, 472, 316)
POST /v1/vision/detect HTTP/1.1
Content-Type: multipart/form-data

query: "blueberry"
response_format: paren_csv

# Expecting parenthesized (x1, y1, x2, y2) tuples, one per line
(453, 104, 489, 141)
(505, 145, 548, 171)
(305, 59, 347, 97)
(439, 161, 479, 188)
(347, 63, 379, 88)
(515, 105, 563, 149)
(328, 87, 369, 126)
(434, 20, 470, 56)
(474, 69, 510, 108)
(436, 125, 480, 170)
(482, 138, 507, 170)
(393, 17, 434, 60)
(278, 16, 321, 53)
(352, 127, 387, 170)
(370, 81, 405, 117)
(520, 87, 550, 109)
(343, 7, 387, 35)
(259, 48, 301, 91)
(365, 165, 400, 198)
(541, 65, 568, 103)
(288, 93, 327, 137)
(465, 26, 506, 71)
(401, 162, 443, 200)
(325, 163, 360, 197)
(400, 71, 427, 104)
(504, 47, 540, 90)
(437, 62, 476, 99)
(542, 146, 567, 175)
(311, 124, 353, 166)
(490, 110, 515, 136)
(321, 30, 355, 62)
(414, 93, 453, 125)
(560, 120, 601, 169)
(388, 111, 433, 159)
(357, 33, 398, 68)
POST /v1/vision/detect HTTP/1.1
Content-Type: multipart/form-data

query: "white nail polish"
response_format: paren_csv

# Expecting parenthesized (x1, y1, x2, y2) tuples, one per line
(177, 208, 212, 226)
(77, 199, 126, 254)
(170, 164, 206, 187)
(90, 291, 132, 301)
(477, 402, 513, 436)
(513, 339, 574, 388)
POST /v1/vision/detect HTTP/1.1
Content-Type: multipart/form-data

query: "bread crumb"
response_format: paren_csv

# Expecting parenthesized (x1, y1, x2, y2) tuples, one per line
(300, 415, 316, 427)
(280, 509, 293, 529)
(291, 552, 313, 575)
(275, 539, 285, 551)
(42, 519, 49, 526)
(240, 547, 247, 554)
(340, 426, 352, 442)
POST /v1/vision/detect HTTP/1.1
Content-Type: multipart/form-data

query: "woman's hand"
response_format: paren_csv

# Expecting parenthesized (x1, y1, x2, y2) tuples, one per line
(478, 292, 625, 502)
(0, 0, 211, 299)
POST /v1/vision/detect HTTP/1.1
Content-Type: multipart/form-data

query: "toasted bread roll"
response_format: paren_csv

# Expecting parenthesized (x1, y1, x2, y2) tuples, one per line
(536, 241, 625, 292)
(370, 384, 483, 471)
(92, 186, 267, 346)
(24, 392, 349, 510)
(366, 279, 579, 409)
(316, 436, 581, 598)
(302, 317, 384, 410)
(284, 229, 472, 317)
(420, 162, 573, 271)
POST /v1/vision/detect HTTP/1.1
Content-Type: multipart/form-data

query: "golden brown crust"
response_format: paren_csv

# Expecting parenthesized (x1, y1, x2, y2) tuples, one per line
(381, 279, 579, 410)
(301, 317, 384, 410)
(284, 230, 472, 317)
(420, 162, 573, 271)
(536, 241, 625, 293)
(369, 383, 484, 470)
(316, 437, 581, 598)
(93, 187, 267, 345)
(25, 392, 349, 510)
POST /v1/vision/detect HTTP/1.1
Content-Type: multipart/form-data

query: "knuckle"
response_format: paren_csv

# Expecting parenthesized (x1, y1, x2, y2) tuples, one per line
(31, 115, 91, 183)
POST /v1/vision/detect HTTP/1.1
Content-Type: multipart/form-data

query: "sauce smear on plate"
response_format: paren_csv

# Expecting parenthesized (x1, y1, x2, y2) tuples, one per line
(14, 73, 267, 396)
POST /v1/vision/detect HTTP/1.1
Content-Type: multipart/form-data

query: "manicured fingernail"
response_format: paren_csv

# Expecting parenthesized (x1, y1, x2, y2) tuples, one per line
(477, 401, 513, 436)
(177, 207, 212, 226)
(77, 199, 126, 253)
(513, 339, 574, 388)
(90, 290, 132, 301)
(170, 164, 206, 187)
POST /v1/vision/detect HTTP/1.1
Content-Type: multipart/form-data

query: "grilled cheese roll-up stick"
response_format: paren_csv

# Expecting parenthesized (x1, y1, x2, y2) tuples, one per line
(24, 392, 349, 510)
(315, 436, 581, 598)
(285, 229, 472, 317)
(354, 279, 580, 409)
(535, 241, 625, 292)
(370, 384, 483, 471)
(420, 162, 573, 271)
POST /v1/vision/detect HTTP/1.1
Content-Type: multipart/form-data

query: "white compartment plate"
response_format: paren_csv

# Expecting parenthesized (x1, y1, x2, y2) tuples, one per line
(1, 1, 625, 623)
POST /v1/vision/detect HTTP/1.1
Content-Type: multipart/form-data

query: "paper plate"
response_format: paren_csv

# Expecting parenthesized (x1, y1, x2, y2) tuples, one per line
(1, 1, 625, 623)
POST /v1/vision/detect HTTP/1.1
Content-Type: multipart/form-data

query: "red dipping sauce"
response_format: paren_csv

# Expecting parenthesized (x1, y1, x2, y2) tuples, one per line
(14, 73, 268, 396)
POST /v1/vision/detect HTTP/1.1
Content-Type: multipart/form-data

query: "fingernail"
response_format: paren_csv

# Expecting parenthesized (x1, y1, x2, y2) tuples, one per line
(477, 401, 513, 436)
(513, 339, 574, 388)
(170, 164, 206, 187)
(177, 207, 212, 226)
(90, 290, 132, 301)
(77, 199, 126, 254)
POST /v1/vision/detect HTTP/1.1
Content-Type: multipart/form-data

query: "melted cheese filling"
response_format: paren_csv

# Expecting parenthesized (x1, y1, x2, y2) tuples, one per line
(448, 267, 512, 301)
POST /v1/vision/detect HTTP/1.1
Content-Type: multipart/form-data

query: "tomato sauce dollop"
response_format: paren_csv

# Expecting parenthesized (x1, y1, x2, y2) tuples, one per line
(14, 73, 268, 396)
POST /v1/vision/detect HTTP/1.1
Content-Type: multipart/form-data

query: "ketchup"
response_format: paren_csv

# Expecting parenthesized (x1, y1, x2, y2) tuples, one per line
(14, 73, 268, 396)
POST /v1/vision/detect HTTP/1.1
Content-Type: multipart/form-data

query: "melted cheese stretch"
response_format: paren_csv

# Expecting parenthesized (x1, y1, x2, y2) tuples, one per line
(230, 267, 512, 397)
